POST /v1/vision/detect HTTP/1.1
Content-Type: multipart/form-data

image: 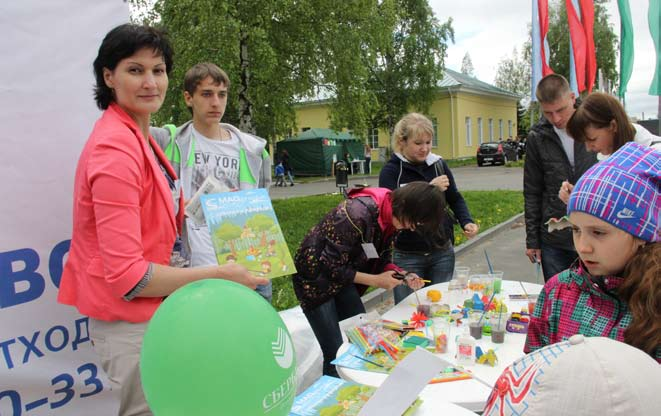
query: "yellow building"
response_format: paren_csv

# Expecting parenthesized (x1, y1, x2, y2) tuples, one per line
(294, 69, 520, 161)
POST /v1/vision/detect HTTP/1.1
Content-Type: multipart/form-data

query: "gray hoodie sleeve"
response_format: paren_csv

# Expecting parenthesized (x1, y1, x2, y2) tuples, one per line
(149, 126, 171, 152)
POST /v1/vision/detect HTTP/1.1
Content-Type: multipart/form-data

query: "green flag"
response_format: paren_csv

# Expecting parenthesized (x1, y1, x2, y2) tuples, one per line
(649, 0, 661, 95)
(618, 0, 634, 98)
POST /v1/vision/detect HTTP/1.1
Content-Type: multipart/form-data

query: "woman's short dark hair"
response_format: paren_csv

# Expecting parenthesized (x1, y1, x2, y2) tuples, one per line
(391, 181, 446, 235)
(566, 92, 636, 152)
(93, 24, 173, 110)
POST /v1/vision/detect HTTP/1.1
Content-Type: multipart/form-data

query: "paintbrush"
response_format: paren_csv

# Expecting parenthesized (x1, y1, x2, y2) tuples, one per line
(477, 291, 497, 325)
(484, 249, 494, 274)
(434, 355, 493, 389)
(351, 354, 385, 368)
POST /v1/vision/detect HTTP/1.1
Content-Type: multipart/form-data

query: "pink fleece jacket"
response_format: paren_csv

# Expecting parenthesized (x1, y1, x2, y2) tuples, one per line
(58, 103, 183, 322)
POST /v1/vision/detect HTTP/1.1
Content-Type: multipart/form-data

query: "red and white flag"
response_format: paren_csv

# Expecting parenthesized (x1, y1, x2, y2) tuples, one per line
(566, 0, 596, 93)
(532, 0, 553, 101)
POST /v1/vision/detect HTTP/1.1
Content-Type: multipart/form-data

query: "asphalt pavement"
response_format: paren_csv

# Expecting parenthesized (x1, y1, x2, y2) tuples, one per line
(269, 164, 523, 200)
(267, 165, 537, 309)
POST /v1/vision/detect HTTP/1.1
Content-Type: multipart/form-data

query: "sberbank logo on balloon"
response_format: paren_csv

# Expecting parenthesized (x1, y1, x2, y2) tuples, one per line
(262, 327, 296, 413)
(262, 372, 296, 412)
(271, 327, 294, 368)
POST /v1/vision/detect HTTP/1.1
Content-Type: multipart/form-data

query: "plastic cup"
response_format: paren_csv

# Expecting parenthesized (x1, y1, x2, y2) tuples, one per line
(417, 303, 431, 318)
(468, 274, 483, 292)
(489, 271, 504, 294)
(491, 312, 508, 344)
(454, 266, 470, 289)
(468, 311, 484, 340)
(528, 294, 539, 315)
(432, 319, 450, 353)
(483, 275, 495, 297)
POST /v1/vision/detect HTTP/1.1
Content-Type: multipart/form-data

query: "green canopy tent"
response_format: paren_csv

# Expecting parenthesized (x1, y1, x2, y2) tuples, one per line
(275, 128, 364, 176)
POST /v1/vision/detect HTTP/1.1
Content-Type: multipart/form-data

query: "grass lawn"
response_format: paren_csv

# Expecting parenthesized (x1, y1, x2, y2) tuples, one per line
(505, 157, 525, 168)
(270, 190, 523, 311)
(445, 157, 477, 168)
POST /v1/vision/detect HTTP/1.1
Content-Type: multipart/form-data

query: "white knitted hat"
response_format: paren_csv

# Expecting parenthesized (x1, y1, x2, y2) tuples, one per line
(483, 335, 661, 416)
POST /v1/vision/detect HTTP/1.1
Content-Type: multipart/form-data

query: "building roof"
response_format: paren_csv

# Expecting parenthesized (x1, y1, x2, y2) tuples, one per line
(440, 68, 521, 99)
(296, 68, 520, 106)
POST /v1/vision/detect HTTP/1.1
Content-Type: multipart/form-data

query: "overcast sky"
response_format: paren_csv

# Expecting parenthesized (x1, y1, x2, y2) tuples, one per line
(429, 0, 659, 120)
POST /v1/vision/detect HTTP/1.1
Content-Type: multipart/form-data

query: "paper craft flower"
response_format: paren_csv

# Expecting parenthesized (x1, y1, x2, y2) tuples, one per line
(409, 311, 428, 329)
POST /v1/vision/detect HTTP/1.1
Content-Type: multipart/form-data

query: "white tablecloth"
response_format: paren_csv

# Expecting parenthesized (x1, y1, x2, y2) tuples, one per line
(336, 280, 543, 412)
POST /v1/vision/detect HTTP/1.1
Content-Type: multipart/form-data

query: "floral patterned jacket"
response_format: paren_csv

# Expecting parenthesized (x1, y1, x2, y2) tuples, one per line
(293, 192, 398, 311)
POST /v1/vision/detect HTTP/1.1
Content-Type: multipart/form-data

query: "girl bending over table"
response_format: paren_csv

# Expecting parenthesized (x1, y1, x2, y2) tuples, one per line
(293, 182, 446, 376)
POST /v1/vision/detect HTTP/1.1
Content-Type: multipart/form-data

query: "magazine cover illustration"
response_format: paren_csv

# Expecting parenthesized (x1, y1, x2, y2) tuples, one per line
(200, 189, 296, 279)
(290, 376, 422, 416)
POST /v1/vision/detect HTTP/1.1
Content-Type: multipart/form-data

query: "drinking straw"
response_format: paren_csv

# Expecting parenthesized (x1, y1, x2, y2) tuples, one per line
(519, 281, 530, 298)
(477, 291, 497, 325)
(484, 249, 494, 274)
(378, 340, 398, 362)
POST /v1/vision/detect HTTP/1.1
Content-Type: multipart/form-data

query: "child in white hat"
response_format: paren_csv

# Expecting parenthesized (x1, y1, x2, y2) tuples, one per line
(525, 142, 660, 361)
(484, 335, 661, 415)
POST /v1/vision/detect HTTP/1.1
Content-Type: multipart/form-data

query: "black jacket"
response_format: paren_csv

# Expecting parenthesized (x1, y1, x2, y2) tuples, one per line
(524, 117, 597, 251)
(379, 153, 474, 252)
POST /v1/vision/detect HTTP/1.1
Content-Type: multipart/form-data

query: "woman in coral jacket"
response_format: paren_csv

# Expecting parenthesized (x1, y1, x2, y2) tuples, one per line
(58, 24, 266, 416)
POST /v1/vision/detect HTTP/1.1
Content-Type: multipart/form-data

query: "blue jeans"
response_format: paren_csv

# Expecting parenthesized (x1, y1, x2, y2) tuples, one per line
(303, 284, 366, 376)
(255, 281, 273, 303)
(540, 244, 577, 282)
(392, 245, 455, 305)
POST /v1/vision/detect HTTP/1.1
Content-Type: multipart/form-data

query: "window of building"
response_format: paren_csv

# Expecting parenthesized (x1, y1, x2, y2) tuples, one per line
(508, 120, 513, 138)
(499, 119, 503, 140)
(367, 126, 379, 148)
(465, 117, 472, 146)
(431, 117, 439, 148)
(488, 119, 493, 141)
(302, 127, 310, 132)
(477, 117, 483, 144)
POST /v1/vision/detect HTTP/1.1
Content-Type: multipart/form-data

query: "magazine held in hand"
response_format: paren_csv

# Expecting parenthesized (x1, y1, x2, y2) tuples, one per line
(200, 189, 297, 279)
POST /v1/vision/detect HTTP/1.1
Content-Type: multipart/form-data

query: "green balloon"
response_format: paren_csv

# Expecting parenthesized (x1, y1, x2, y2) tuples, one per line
(141, 279, 296, 415)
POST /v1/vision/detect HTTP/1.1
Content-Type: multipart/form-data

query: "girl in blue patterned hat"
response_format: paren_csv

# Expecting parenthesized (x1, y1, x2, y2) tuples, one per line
(525, 142, 660, 362)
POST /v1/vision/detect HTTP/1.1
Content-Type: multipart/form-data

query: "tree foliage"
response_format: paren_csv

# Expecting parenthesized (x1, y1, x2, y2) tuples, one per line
(132, 0, 338, 142)
(494, 46, 531, 97)
(214, 222, 242, 242)
(367, 0, 454, 145)
(246, 214, 275, 232)
(131, 0, 452, 149)
(461, 52, 474, 76)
